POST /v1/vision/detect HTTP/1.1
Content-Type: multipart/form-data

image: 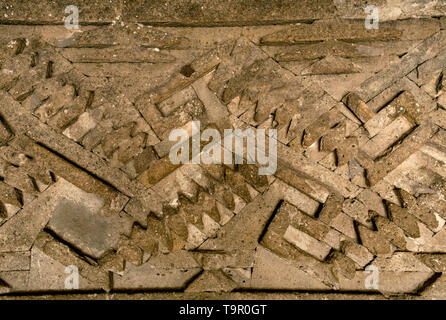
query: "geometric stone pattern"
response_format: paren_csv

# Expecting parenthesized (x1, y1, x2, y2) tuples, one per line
(0, 1, 445, 299)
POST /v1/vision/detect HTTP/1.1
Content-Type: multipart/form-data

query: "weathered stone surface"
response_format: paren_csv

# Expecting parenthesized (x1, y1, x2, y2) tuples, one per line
(358, 225, 395, 257)
(0, 252, 30, 272)
(441, 16, 446, 29)
(270, 40, 414, 62)
(358, 122, 437, 186)
(329, 251, 356, 280)
(186, 270, 236, 293)
(421, 274, 446, 299)
(361, 116, 414, 159)
(0, 179, 79, 253)
(123, 0, 336, 25)
(244, 246, 329, 290)
(334, 1, 446, 20)
(33, 232, 110, 291)
(261, 21, 393, 44)
(330, 212, 356, 240)
(28, 247, 99, 291)
(338, 270, 434, 295)
(47, 196, 122, 259)
(343, 92, 375, 123)
(318, 194, 343, 224)
(301, 56, 361, 75)
(341, 240, 374, 268)
(0, 3, 445, 299)
(284, 226, 331, 261)
(62, 112, 97, 142)
(373, 215, 408, 250)
(0, 0, 121, 24)
(342, 198, 373, 228)
(61, 47, 176, 63)
(357, 31, 446, 101)
(0, 120, 12, 145)
(114, 259, 201, 290)
(388, 204, 421, 238)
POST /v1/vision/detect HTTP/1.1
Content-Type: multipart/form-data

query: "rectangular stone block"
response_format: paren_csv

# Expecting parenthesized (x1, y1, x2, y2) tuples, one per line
(342, 240, 374, 268)
(283, 225, 331, 261)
